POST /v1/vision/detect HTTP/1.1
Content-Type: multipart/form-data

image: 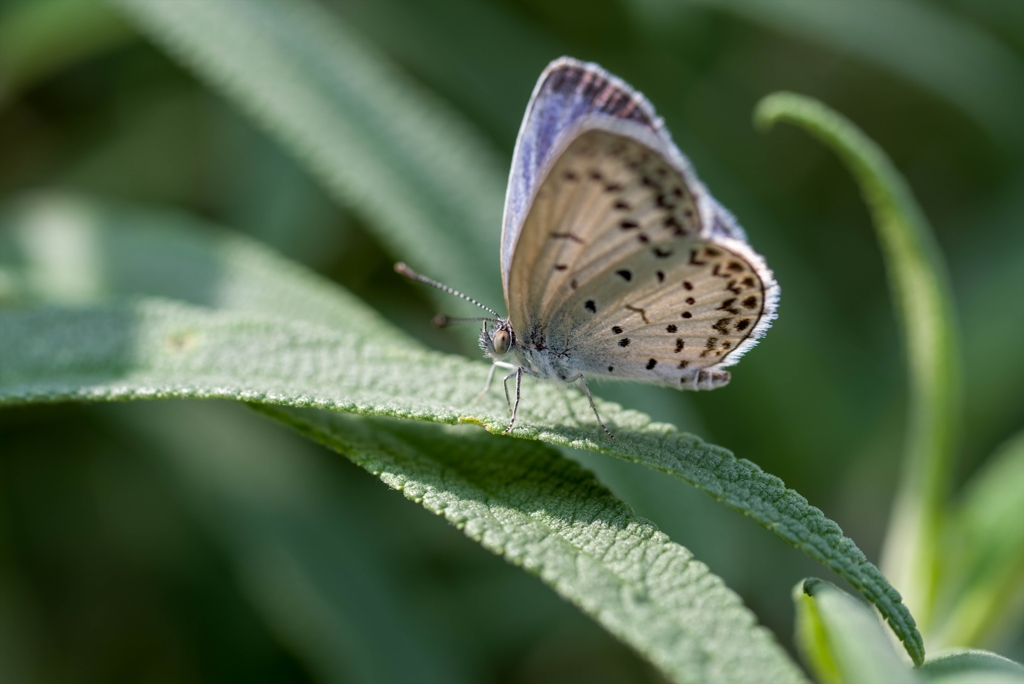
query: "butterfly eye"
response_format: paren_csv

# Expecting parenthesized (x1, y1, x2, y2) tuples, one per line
(492, 329, 511, 355)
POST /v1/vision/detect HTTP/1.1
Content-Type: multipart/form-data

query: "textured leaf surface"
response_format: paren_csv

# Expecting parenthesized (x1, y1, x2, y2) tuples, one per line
(107, 0, 507, 305)
(795, 579, 919, 684)
(0, 195, 921, 666)
(263, 405, 805, 684)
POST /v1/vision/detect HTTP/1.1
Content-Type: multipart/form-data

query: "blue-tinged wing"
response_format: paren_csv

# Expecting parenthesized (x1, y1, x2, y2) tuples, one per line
(502, 58, 664, 297)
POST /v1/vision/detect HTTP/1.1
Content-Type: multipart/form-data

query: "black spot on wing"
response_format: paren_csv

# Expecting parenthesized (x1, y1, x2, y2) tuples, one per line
(717, 298, 740, 314)
(585, 300, 597, 313)
(701, 337, 718, 357)
(619, 338, 630, 347)
(713, 318, 733, 335)
(616, 270, 632, 282)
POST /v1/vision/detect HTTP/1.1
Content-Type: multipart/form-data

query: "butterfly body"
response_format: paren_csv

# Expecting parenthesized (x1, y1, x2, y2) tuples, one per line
(403, 57, 778, 436)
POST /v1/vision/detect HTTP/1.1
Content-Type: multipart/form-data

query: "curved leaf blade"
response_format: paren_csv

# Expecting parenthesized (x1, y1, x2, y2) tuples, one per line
(265, 405, 806, 684)
(795, 578, 919, 684)
(0, 297, 922, 665)
(756, 92, 959, 644)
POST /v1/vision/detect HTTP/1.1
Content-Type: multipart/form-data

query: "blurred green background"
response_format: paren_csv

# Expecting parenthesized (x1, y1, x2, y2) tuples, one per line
(1, 0, 1021, 681)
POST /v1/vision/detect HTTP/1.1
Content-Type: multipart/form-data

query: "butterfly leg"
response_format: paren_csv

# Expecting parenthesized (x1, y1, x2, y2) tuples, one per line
(568, 374, 615, 440)
(475, 361, 516, 403)
(501, 367, 524, 435)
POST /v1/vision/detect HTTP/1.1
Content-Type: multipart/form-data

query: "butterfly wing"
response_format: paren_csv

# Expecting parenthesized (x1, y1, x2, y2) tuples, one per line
(503, 57, 678, 298)
(506, 117, 778, 389)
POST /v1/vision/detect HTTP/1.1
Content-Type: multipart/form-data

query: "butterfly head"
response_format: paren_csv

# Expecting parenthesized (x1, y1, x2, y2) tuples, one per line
(481, 319, 516, 360)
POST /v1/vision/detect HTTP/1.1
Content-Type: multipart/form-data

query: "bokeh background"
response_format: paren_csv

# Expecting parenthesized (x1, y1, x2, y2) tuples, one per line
(1, 0, 1022, 681)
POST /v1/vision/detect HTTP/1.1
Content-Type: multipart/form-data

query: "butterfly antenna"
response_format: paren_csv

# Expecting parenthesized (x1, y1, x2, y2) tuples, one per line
(394, 263, 500, 318)
(432, 314, 500, 328)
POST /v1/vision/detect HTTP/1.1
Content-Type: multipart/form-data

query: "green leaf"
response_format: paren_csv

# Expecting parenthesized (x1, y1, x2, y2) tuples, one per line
(755, 93, 961, 635)
(795, 579, 920, 684)
(105, 0, 508, 307)
(0, 194, 924, 666)
(921, 649, 1024, 684)
(932, 432, 1024, 649)
(265, 405, 806, 684)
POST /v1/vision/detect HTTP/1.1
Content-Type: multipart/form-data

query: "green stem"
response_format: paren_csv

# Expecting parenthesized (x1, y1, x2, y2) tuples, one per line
(754, 93, 960, 633)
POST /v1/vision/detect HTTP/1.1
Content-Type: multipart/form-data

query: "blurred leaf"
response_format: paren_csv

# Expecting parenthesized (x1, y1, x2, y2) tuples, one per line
(756, 93, 961, 635)
(953, 174, 1024, 469)
(111, 401, 471, 684)
(635, 0, 1024, 146)
(921, 649, 1024, 684)
(0, 0, 133, 103)
(0, 192, 396, 339)
(106, 0, 508, 306)
(332, 0, 558, 137)
(794, 578, 920, 684)
(932, 432, 1024, 649)
(0, 195, 925, 665)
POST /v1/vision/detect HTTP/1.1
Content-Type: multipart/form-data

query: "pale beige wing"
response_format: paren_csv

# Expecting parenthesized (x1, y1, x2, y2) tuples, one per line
(506, 128, 778, 389)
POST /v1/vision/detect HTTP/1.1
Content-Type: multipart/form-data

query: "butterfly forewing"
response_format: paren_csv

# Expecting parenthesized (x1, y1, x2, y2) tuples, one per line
(507, 129, 773, 388)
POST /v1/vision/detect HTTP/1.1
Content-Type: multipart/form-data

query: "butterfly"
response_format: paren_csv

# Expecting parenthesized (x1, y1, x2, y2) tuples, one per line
(396, 57, 779, 438)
